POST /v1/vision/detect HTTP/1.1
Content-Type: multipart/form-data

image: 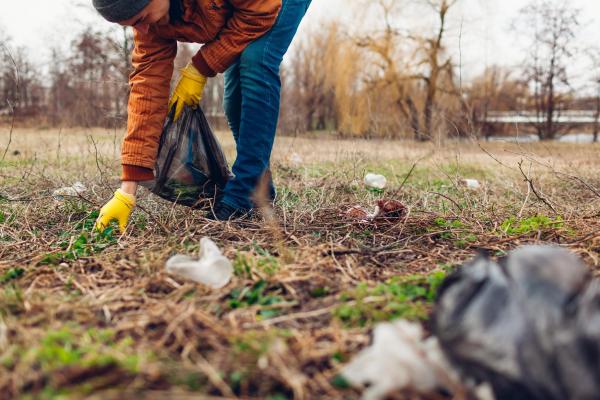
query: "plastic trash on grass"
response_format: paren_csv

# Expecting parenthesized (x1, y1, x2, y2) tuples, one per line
(434, 245, 600, 400)
(141, 105, 231, 208)
(374, 199, 406, 219)
(0, 317, 8, 350)
(364, 173, 387, 190)
(289, 152, 303, 166)
(52, 182, 87, 201)
(342, 320, 460, 400)
(345, 199, 406, 222)
(462, 179, 481, 189)
(166, 237, 233, 289)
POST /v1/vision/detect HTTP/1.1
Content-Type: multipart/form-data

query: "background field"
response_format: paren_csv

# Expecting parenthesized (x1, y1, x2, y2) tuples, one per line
(0, 128, 599, 399)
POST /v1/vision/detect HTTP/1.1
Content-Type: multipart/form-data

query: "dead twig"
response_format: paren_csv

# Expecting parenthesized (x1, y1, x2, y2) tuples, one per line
(428, 191, 463, 211)
(88, 135, 110, 191)
(0, 42, 19, 163)
(398, 153, 431, 191)
(517, 160, 557, 214)
(134, 203, 173, 234)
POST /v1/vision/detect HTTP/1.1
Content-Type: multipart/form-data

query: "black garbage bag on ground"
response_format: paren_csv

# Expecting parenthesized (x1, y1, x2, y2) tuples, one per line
(433, 245, 600, 400)
(141, 105, 231, 208)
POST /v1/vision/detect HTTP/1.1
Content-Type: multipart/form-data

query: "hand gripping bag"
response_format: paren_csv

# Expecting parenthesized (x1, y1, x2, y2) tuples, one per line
(141, 105, 231, 208)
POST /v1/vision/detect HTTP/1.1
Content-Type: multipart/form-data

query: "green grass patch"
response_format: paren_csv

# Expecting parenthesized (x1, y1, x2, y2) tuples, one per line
(430, 217, 478, 247)
(0, 285, 25, 316)
(0, 324, 151, 397)
(4, 325, 145, 377)
(228, 280, 286, 320)
(500, 215, 564, 235)
(233, 245, 280, 279)
(39, 211, 117, 265)
(276, 187, 301, 209)
(0, 209, 17, 226)
(334, 271, 447, 327)
(0, 267, 24, 284)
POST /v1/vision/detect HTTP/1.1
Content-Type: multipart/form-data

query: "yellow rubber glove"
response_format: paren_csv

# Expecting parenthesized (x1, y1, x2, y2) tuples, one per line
(168, 63, 207, 121)
(95, 189, 136, 233)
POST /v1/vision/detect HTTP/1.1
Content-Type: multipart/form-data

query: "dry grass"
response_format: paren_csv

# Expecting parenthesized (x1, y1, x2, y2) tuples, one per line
(0, 127, 599, 399)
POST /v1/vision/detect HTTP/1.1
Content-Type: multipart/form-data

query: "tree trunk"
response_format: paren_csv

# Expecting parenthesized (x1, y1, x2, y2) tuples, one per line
(594, 93, 600, 143)
(405, 96, 422, 141)
(544, 73, 555, 141)
(424, 90, 434, 141)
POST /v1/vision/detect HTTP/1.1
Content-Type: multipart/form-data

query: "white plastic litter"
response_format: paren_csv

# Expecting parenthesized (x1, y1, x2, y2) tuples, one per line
(462, 179, 481, 189)
(364, 173, 387, 190)
(166, 237, 233, 289)
(0, 317, 7, 351)
(52, 182, 87, 201)
(342, 320, 459, 400)
(290, 152, 303, 166)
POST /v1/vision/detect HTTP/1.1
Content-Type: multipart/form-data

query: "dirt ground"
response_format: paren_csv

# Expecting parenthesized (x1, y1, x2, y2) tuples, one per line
(0, 127, 599, 399)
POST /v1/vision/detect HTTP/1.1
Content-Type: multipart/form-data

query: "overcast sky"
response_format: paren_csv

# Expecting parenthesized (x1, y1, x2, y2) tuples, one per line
(2, 0, 600, 87)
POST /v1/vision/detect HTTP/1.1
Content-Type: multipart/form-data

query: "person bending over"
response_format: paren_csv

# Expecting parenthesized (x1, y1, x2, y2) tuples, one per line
(93, 0, 311, 232)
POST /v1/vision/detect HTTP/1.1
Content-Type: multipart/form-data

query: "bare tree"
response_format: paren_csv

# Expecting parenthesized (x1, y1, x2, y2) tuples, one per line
(356, 0, 422, 139)
(0, 30, 17, 118)
(465, 66, 530, 139)
(593, 80, 600, 143)
(419, 0, 458, 140)
(587, 48, 600, 143)
(106, 26, 134, 120)
(515, 0, 580, 140)
(284, 23, 338, 133)
(0, 31, 45, 126)
(357, 0, 459, 141)
(282, 22, 363, 136)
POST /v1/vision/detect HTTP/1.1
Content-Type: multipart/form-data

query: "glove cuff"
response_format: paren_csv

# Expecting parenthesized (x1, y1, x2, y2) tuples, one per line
(115, 189, 136, 208)
(181, 62, 208, 83)
(191, 53, 217, 78)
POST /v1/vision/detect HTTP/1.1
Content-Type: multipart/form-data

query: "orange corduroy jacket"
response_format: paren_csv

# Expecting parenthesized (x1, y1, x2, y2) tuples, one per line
(122, 0, 282, 181)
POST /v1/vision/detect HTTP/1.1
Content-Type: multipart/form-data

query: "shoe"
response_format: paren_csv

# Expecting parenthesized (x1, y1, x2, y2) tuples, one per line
(206, 202, 253, 221)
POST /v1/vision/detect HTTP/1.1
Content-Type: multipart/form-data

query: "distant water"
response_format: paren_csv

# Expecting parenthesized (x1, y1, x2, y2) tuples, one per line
(487, 133, 597, 144)
(559, 133, 597, 143)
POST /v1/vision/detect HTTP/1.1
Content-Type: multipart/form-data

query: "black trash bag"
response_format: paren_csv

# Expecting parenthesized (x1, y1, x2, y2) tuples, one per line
(141, 105, 231, 208)
(433, 245, 600, 400)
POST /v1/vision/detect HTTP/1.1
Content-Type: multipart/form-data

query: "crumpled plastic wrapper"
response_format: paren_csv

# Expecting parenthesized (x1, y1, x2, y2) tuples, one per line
(0, 317, 8, 351)
(342, 320, 460, 400)
(461, 178, 481, 189)
(434, 245, 600, 400)
(364, 173, 387, 189)
(166, 237, 233, 289)
(52, 182, 87, 201)
(289, 152, 303, 166)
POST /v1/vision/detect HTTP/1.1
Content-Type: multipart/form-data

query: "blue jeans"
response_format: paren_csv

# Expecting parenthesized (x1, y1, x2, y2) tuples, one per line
(221, 0, 312, 210)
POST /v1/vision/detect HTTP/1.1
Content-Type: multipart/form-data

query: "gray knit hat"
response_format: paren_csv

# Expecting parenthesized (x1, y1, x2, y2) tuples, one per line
(92, 0, 151, 22)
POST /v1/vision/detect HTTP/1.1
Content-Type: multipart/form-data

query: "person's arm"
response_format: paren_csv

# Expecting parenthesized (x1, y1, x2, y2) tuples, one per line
(191, 0, 282, 77)
(121, 28, 177, 182)
(96, 28, 176, 233)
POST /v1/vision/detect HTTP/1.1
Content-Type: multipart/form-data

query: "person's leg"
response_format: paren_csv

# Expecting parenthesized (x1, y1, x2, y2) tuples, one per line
(223, 60, 242, 144)
(220, 0, 312, 211)
(224, 56, 276, 203)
